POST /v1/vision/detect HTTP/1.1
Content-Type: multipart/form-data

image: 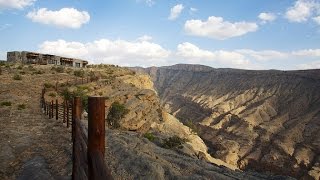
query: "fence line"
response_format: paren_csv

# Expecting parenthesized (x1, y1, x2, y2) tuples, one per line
(40, 77, 112, 180)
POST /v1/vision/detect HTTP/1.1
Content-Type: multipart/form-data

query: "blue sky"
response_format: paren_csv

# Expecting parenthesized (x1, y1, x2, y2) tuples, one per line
(0, 0, 320, 70)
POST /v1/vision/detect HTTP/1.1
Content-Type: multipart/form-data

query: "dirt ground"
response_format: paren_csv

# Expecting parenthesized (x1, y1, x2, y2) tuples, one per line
(0, 65, 74, 179)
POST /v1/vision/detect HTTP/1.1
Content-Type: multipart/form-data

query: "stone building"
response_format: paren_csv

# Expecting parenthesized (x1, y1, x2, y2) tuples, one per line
(7, 51, 88, 68)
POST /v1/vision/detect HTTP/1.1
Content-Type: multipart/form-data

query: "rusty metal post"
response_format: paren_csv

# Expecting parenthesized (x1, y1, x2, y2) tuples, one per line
(46, 102, 49, 116)
(63, 100, 66, 123)
(72, 97, 82, 180)
(56, 99, 59, 120)
(50, 100, 54, 118)
(67, 100, 70, 128)
(88, 97, 106, 179)
(72, 97, 82, 139)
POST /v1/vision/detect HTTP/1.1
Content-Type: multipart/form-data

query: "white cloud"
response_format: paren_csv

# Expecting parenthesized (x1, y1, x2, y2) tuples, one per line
(0, 0, 35, 9)
(0, 51, 6, 60)
(285, 0, 319, 22)
(258, 12, 276, 23)
(184, 16, 258, 40)
(38, 38, 170, 66)
(176, 42, 249, 66)
(236, 49, 288, 61)
(37, 38, 320, 70)
(168, 4, 184, 20)
(292, 49, 320, 56)
(136, 0, 155, 7)
(190, 7, 197, 13)
(190, 7, 197, 12)
(176, 42, 215, 60)
(137, 35, 153, 42)
(146, 0, 155, 6)
(297, 61, 320, 69)
(313, 16, 320, 25)
(26, 8, 90, 29)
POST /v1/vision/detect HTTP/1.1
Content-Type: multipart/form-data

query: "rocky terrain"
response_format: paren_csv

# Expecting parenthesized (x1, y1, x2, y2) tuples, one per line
(132, 64, 320, 179)
(0, 63, 295, 179)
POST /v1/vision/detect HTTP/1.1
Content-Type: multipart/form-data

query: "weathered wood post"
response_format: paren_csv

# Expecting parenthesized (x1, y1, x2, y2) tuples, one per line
(56, 99, 59, 120)
(88, 96, 109, 180)
(72, 97, 82, 180)
(82, 77, 84, 84)
(87, 77, 89, 83)
(55, 81, 58, 91)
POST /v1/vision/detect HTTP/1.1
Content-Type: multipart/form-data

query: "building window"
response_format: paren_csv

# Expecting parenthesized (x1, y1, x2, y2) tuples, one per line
(75, 63, 81, 67)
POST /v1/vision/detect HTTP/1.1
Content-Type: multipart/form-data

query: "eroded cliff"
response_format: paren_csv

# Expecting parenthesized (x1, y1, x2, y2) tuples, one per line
(132, 64, 320, 179)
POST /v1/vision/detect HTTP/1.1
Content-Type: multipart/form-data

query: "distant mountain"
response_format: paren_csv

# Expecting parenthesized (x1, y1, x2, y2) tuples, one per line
(132, 64, 320, 179)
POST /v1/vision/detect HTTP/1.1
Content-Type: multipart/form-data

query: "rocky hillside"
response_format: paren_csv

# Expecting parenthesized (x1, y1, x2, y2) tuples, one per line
(1, 63, 294, 179)
(132, 64, 320, 179)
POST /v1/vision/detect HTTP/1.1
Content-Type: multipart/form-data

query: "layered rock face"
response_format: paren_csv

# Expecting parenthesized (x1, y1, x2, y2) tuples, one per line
(132, 64, 320, 179)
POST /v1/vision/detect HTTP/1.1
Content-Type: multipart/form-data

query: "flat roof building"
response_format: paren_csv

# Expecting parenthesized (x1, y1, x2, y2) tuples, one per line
(7, 51, 88, 68)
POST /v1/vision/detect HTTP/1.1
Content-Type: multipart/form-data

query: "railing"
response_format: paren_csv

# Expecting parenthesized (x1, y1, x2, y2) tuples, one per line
(40, 80, 113, 180)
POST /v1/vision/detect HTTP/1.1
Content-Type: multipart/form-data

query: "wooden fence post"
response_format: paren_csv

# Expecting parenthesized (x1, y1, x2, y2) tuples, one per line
(88, 96, 110, 180)
(56, 99, 59, 120)
(72, 97, 82, 180)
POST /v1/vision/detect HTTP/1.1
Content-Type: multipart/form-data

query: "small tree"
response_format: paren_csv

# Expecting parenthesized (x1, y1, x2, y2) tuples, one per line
(106, 102, 129, 129)
(162, 135, 187, 149)
(60, 88, 73, 101)
(13, 74, 22, 80)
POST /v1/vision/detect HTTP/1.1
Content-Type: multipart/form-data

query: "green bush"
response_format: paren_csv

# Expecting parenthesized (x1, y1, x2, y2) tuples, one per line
(51, 66, 64, 73)
(48, 92, 56, 97)
(60, 88, 73, 101)
(60, 87, 88, 112)
(44, 83, 54, 88)
(17, 65, 23, 70)
(0, 61, 6, 66)
(28, 65, 35, 71)
(17, 104, 26, 110)
(74, 69, 85, 77)
(144, 132, 156, 142)
(66, 68, 73, 74)
(106, 102, 129, 129)
(13, 74, 22, 80)
(32, 70, 44, 75)
(161, 135, 187, 149)
(1, 101, 12, 106)
(0, 67, 2, 75)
